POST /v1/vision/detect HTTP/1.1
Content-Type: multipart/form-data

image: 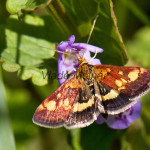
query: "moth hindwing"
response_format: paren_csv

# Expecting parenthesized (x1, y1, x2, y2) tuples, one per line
(33, 63, 150, 128)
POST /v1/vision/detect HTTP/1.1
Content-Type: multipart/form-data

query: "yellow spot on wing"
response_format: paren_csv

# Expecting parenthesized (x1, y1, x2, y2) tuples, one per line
(73, 96, 94, 112)
(121, 78, 127, 83)
(128, 70, 139, 81)
(118, 86, 126, 91)
(64, 98, 69, 107)
(46, 101, 56, 111)
(102, 90, 119, 101)
(63, 98, 71, 110)
(115, 80, 122, 87)
(119, 71, 123, 75)
(64, 105, 71, 110)
(58, 100, 63, 107)
(106, 68, 111, 72)
(38, 105, 44, 111)
(65, 78, 82, 88)
(57, 93, 61, 98)
(58, 99, 71, 110)
(140, 68, 146, 74)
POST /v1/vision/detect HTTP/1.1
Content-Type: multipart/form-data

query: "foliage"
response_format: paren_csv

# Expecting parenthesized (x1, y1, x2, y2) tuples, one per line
(0, 0, 150, 150)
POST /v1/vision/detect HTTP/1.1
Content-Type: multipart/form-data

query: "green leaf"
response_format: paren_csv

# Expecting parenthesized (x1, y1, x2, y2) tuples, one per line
(2, 62, 20, 72)
(1, 14, 58, 86)
(6, 0, 51, 14)
(61, 0, 128, 65)
(2, 15, 55, 64)
(2, 0, 128, 86)
(126, 27, 150, 69)
(0, 67, 16, 150)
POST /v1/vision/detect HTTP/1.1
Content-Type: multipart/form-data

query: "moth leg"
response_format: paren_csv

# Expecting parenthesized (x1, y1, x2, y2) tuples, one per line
(68, 68, 77, 74)
(58, 68, 77, 79)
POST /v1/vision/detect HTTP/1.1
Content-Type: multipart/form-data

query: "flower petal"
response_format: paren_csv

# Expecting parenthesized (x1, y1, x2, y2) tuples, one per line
(58, 55, 70, 84)
(89, 58, 101, 65)
(57, 41, 69, 52)
(73, 43, 103, 53)
(68, 35, 75, 44)
(96, 100, 141, 129)
(57, 35, 103, 84)
(58, 54, 78, 84)
(96, 115, 105, 124)
(126, 99, 141, 122)
(106, 100, 141, 129)
(81, 50, 101, 65)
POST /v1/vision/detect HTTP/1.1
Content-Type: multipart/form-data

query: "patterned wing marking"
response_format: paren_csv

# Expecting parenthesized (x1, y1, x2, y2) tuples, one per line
(33, 74, 78, 128)
(94, 65, 150, 114)
(65, 77, 99, 128)
(33, 74, 99, 129)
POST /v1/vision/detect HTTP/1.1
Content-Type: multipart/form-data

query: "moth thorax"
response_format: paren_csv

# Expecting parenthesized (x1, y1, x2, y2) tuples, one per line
(78, 63, 93, 80)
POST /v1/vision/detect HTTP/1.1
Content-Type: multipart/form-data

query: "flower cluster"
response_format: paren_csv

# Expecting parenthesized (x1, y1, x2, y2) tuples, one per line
(57, 35, 103, 84)
(57, 35, 141, 129)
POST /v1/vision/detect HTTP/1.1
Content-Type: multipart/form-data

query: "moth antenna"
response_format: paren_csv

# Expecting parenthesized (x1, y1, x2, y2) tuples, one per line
(39, 45, 77, 59)
(40, 46, 79, 75)
(88, 48, 98, 63)
(76, 53, 82, 60)
(87, 15, 99, 44)
(82, 15, 99, 60)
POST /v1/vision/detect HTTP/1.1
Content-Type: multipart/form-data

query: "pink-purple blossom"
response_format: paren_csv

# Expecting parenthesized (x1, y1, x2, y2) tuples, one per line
(96, 99, 141, 129)
(57, 35, 103, 84)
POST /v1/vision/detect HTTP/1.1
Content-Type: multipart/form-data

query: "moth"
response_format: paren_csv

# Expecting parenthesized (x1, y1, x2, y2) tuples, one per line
(33, 57, 150, 129)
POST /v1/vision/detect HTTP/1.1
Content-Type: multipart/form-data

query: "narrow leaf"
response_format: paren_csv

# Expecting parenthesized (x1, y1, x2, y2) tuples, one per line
(0, 67, 16, 150)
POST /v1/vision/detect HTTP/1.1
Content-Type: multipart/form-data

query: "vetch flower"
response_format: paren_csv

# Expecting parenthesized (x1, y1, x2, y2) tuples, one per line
(96, 99, 141, 129)
(57, 35, 142, 129)
(57, 35, 103, 84)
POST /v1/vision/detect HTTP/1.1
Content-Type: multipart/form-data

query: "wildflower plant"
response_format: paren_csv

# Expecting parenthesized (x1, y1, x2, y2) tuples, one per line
(1, 0, 149, 149)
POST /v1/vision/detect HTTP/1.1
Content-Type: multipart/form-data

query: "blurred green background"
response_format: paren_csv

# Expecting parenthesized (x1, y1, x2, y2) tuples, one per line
(0, 0, 150, 150)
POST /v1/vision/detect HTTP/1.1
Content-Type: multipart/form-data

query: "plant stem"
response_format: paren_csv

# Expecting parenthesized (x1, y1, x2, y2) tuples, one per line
(70, 129, 82, 150)
(121, 0, 150, 26)
(47, 0, 80, 37)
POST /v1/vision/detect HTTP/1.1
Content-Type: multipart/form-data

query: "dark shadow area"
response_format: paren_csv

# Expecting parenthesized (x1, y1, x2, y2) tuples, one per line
(80, 123, 124, 150)
(0, 0, 9, 55)
(6, 15, 66, 44)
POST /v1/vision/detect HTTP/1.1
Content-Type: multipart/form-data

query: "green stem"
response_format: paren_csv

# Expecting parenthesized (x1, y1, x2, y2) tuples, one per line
(121, 0, 150, 26)
(70, 129, 82, 150)
(47, 4, 70, 37)
(47, 0, 80, 37)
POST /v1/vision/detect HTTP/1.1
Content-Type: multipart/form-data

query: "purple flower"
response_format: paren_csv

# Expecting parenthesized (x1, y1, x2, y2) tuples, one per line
(57, 35, 142, 129)
(57, 35, 103, 84)
(96, 99, 141, 129)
